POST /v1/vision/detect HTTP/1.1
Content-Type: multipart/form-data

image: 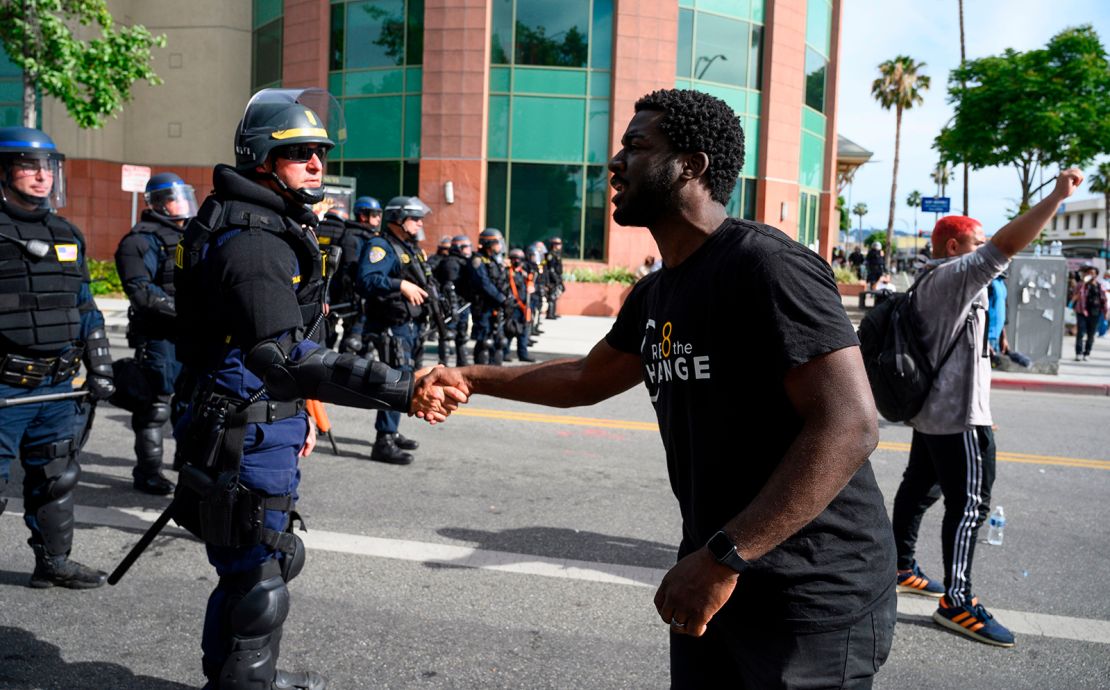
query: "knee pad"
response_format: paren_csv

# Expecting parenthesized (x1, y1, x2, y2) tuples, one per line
(23, 443, 80, 500)
(280, 533, 305, 583)
(228, 571, 290, 639)
(133, 401, 172, 429)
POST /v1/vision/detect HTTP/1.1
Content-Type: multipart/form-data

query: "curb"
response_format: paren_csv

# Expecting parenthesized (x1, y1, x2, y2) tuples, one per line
(992, 378, 1110, 397)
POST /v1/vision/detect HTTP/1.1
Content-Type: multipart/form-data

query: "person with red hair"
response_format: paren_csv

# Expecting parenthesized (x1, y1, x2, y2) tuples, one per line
(890, 168, 1084, 648)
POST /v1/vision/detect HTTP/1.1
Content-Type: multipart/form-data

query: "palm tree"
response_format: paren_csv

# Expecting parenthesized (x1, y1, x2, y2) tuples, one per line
(906, 190, 922, 234)
(872, 56, 930, 268)
(1088, 161, 1110, 258)
(852, 202, 868, 229)
(931, 163, 951, 197)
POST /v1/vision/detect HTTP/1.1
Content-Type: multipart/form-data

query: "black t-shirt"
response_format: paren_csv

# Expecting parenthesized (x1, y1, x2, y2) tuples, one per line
(605, 219, 895, 632)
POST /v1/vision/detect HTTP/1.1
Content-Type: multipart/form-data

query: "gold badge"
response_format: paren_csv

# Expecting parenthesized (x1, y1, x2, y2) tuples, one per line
(400, 253, 410, 264)
(369, 246, 387, 264)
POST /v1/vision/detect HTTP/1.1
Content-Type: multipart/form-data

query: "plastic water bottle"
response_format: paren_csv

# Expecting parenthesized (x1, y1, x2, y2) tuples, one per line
(1033, 244, 1043, 257)
(987, 506, 1006, 545)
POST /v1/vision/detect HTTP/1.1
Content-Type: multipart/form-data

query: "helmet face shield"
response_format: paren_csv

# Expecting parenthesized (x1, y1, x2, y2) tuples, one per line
(145, 180, 198, 220)
(4, 152, 66, 210)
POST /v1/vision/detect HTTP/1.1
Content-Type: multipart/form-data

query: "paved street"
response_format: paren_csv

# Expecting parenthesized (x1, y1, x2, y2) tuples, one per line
(2, 329, 1109, 689)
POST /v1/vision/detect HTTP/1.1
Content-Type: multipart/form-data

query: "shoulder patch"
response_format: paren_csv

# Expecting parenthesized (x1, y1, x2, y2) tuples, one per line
(369, 246, 387, 264)
(54, 244, 79, 262)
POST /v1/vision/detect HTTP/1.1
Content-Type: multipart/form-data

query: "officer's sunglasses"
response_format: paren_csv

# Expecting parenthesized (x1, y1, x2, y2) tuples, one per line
(276, 144, 328, 164)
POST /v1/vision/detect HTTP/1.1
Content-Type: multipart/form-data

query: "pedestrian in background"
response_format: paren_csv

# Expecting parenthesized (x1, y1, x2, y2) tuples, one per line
(865, 241, 885, 290)
(890, 168, 1083, 649)
(1072, 264, 1107, 361)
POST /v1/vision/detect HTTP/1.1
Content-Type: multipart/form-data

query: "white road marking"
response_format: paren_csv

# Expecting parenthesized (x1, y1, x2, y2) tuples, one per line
(5, 500, 1109, 645)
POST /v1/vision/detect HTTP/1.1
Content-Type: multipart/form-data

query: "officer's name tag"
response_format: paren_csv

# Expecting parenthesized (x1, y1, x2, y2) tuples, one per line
(318, 236, 331, 245)
(55, 244, 79, 262)
(369, 246, 387, 264)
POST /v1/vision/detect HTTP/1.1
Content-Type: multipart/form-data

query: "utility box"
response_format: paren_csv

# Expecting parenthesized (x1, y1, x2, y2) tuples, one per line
(1003, 255, 1069, 374)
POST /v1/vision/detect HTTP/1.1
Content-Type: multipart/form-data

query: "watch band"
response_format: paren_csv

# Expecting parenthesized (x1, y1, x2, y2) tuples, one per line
(707, 530, 751, 574)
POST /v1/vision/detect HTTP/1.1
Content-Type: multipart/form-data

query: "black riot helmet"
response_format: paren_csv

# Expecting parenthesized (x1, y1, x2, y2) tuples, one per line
(478, 227, 504, 253)
(451, 234, 472, 257)
(382, 196, 431, 226)
(0, 126, 66, 210)
(508, 247, 525, 264)
(233, 88, 346, 204)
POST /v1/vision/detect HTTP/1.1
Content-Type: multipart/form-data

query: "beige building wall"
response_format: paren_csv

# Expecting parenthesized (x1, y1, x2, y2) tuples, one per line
(41, 0, 251, 167)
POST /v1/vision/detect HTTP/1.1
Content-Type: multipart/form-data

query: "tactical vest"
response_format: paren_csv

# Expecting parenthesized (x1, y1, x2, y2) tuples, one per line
(0, 209, 86, 355)
(473, 253, 508, 309)
(315, 215, 346, 248)
(132, 219, 181, 296)
(364, 231, 423, 326)
(175, 196, 324, 368)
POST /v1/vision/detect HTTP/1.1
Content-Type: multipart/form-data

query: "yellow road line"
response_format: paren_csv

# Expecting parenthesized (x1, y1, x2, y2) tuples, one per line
(454, 408, 1110, 471)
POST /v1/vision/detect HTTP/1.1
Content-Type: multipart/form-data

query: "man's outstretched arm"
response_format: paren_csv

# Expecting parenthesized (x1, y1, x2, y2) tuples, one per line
(991, 168, 1082, 258)
(414, 338, 643, 409)
(654, 345, 879, 637)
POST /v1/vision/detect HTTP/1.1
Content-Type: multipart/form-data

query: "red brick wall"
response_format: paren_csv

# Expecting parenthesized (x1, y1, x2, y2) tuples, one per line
(64, 159, 214, 260)
(281, 0, 330, 89)
(417, 0, 491, 246)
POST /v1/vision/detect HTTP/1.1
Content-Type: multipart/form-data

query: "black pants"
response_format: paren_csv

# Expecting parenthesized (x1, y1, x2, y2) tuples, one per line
(669, 590, 895, 690)
(891, 427, 996, 605)
(1076, 312, 1101, 355)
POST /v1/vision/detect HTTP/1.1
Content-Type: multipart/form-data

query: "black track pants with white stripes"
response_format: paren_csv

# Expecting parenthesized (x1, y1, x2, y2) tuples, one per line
(891, 427, 997, 605)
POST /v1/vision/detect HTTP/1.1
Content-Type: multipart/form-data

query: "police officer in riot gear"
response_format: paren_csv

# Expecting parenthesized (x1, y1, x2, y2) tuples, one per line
(355, 195, 433, 465)
(114, 172, 197, 495)
(433, 235, 473, 366)
(505, 248, 535, 362)
(337, 196, 382, 354)
(468, 228, 511, 365)
(426, 235, 451, 273)
(525, 241, 546, 336)
(543, 236, 565, 319)
(315, 204, 362, 349)
(0, 126, 114, 589)
(173, 89, 460, 690)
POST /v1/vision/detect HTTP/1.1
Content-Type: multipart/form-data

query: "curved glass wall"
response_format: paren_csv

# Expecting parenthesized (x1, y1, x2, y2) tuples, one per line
(328, 0, 423, 200)
(798, 0, 833, 249)
(252, 0, 283, 91)
(485, 0, 614, 261)
(675, 0, 763, 220)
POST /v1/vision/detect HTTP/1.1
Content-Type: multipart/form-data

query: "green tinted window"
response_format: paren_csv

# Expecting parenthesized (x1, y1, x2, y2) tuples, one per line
(804, 47, 826, 113)
(253, 0, 282, 29)
(252, 20, 282, 90)
(587, 99, 610, 163)
(742, 116, 759, 178)
(330, 3, 345, 71)
(582, 165, 608, 260)
(405, 66, 422, 91)
(406, 0, 424, 64)
(0, 80, 21, 102)
(508, 163, 583, 250)
(695, 15, 749, 86)
(403, 161, 420, 195)
(329, 72, 343, 97)
(346, 0, 405, 69)
(515, 0, 590, 68)
(510, 97, 585, 162)
(489, 66, 511, 92)
(487, 96, 510, 159)
(486, 162, 509, 231)
(799, 129, 824, 189)
(802, 106, 826, 135)
(345, 68, 404, 95)
(677, 9, 693, 78)
(343, 160, 400, 199)
(404, 95, 421, 158)
(514, 67, 587, 95)
(590, 0, 613, 70)
(749, 25, 763, 89)
(699, 0, 749, 19)
(344, 96, 403, 158)
(491, 0, 513, 65)
(806, 0, 832, 57)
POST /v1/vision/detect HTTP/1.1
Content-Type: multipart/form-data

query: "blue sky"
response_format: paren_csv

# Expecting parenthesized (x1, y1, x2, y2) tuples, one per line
(837, 0, 1110, 237)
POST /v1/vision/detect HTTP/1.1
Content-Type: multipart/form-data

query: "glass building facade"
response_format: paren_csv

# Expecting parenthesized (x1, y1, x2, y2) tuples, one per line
(675, 0, 763, 221)
(250, 0, 841, 267)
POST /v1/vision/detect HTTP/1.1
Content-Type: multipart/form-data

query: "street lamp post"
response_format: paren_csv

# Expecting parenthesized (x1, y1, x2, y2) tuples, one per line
(694, 54, 728, 80)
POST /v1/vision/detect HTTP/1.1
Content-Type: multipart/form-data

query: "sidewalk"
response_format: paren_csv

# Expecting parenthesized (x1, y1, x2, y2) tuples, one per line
(95, 297, 1110, 395)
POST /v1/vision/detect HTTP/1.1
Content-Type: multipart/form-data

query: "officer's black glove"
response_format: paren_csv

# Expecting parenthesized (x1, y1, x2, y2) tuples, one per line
(503, 296, 516, 310)
(87, 375, 116, 401)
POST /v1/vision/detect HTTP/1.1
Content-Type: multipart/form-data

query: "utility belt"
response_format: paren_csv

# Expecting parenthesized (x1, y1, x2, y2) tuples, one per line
(173, 392, 306, 554)
(0, 348, 83, 388)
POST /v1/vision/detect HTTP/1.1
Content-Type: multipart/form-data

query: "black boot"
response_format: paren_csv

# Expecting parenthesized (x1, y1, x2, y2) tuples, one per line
(273, 670, 328, 689)
(455, 343, 469, 367)
(371, 434, 413, 465)
(133, 472, 175, 495)
(393, 433, 419, 451)
(29, 545, 106, 589)
(133, 404, 175, 495)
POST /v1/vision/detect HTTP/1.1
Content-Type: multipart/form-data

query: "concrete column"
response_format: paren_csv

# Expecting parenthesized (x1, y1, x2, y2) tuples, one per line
(418, 0, 491, 243)
(755, 0, 806, 240)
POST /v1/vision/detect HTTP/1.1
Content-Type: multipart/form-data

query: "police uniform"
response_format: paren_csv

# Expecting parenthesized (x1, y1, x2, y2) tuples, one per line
(336, 198, 381, 355)
(543, 240, 564, 319)
(468, 233, 510, 365)
(315, 210, 359, 349)
(504, 253, 533, 362)
(355, 198, 430, 464)
(173, 89, 411, 690)
(433, 237, 472, 366)
(114, 174, 194, 495)
(0, 127, 114, 589)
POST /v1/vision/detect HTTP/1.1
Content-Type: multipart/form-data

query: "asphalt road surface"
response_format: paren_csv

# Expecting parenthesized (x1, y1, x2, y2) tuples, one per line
(2, 364, 1108, 689)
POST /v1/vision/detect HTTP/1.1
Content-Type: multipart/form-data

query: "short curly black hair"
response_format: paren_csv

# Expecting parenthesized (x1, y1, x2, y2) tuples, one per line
(634, 89, 744, 206)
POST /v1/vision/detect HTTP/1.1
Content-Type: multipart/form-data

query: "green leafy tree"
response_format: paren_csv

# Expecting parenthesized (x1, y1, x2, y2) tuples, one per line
(837, 195, 850, 233)
(1088, 161, 1110, 254)
(872, 55, 930, 268)
(936, 25, 1110, 213)
(906, 190, 922, 233)
(515, 23, 588, 68)
(0, 0, 165, 129)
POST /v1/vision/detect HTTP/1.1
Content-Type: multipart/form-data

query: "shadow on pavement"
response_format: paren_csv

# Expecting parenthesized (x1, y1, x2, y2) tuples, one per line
(437, 526, 676, 569)
(0, 626, 192, 689)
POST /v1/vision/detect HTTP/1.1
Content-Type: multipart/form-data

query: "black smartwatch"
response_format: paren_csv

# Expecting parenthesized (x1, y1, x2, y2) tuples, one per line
(706, 531, 751, 575)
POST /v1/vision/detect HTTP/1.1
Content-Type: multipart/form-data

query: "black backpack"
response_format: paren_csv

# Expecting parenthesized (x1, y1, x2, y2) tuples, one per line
(858, 272, 963, 422)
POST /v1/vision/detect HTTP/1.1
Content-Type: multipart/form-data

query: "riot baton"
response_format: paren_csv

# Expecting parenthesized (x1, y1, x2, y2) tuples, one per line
(108, 500, 176, 585)
(0, 390, 89, 408)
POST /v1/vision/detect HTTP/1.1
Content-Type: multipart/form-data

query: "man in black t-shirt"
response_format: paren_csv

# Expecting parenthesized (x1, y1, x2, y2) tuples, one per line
(416, 89, 896, 687)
